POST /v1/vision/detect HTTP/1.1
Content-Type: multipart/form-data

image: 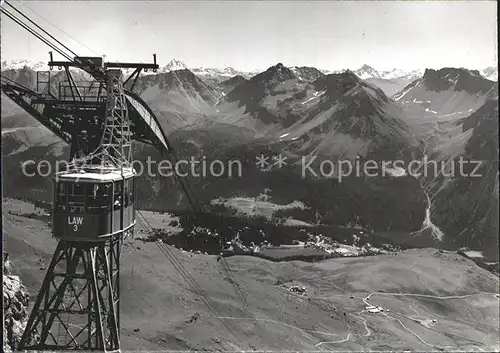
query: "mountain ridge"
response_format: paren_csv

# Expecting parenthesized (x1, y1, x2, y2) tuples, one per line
(1, 62, 498, 251)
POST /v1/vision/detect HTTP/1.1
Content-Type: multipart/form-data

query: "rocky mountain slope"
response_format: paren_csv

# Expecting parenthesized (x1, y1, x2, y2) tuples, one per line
(3, 260, 34, 352)
(128, 68, 222, 133)
(127, 64, 429, 235)
(219, 63, 418, 161)
(430, 97, 499, 252)
(391, 69, 498, 253)
(394, 68, 496, 165)
(290, 66, 325, 82)
(219, 75, 248, 94)
(394, 68, 495, 115)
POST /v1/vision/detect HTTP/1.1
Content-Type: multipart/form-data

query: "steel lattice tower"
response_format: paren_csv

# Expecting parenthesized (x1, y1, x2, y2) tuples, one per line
(19, 237, 123, 351)
(100, 69, 132, 169)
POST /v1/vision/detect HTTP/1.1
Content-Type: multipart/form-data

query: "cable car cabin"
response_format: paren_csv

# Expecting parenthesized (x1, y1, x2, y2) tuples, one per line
(52, 168, 136, 241)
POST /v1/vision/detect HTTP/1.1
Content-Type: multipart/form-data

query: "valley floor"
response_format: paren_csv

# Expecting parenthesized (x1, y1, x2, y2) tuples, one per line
(3, 198, 499, 351)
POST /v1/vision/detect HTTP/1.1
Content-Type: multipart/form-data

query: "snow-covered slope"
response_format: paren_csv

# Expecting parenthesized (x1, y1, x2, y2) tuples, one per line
(164, 58, 188, 71)
(353, 64, 382, 80)
(142, 59, 259, 83)
(351, 65, 423, 96)
(481, 66, 498, 81)
(392, 68, 496, 166)
(393, 67, 495, 115)
(1, 60, 49, 72)
(382, 68, 422, 80)
(289, 66, 324, 82)
(352, 65, 423, 81)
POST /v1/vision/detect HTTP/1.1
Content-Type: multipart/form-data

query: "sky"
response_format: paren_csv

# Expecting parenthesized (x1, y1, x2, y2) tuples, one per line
(1, 1, 497, 72)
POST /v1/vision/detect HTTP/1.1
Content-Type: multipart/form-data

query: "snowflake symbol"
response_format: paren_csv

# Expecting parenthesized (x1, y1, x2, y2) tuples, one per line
(255, 154, 270, 169)
(272, 154, 287, 168)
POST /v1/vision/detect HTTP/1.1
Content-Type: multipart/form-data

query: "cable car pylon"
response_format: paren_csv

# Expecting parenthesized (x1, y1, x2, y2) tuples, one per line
(0, 3, 168, 348)
(17, 65, 143, 352)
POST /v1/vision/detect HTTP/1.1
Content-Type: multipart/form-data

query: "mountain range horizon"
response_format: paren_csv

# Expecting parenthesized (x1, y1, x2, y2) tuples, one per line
(2, 58, 497, 250)
(2, 58, 498, 82)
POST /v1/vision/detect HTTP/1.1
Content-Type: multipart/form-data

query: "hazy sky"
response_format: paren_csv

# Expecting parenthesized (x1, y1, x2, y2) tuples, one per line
(1, 1, 497, 71)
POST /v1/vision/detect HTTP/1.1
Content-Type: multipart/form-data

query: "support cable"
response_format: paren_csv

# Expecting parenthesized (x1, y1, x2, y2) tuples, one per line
(157, 116, 264, 333)
(0, 7, 74, 62)
(4, 1, 79, 58)
(135, 210, 241, 343)
(155, 113, 266, 337)
(11, 0, 101, 56)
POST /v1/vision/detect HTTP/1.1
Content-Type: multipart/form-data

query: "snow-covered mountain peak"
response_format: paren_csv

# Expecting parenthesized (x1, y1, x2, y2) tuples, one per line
(164, 59, 188, 72)
(191, 66, 240, 77)
(354, 64, 381, 79)
(383, 68, 423, 80)
(1, 59, 49, 72)
(353, 65, 423, 81)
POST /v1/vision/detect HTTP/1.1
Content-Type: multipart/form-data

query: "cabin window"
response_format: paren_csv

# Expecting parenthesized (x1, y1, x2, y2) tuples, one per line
(123, 180, 129, 207)
(113, 181, 123, 210)
(56, 182, 67, 211)
(67, 183, 85, 213)
(129, 177, 134, 207)
(86, 183, 112, 214)
(124, 179, 134, 207)
(70, 183, 85, 198)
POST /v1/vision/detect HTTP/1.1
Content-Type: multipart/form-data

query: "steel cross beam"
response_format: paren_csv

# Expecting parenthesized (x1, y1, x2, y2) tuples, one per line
(47, 53, 158, 88)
